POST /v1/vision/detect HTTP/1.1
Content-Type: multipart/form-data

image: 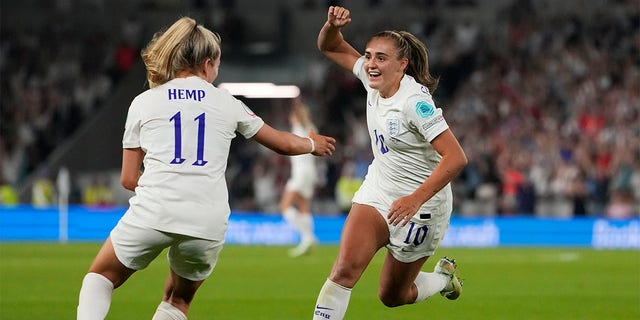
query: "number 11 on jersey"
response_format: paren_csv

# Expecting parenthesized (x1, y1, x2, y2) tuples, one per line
(169, 111, 208, 166)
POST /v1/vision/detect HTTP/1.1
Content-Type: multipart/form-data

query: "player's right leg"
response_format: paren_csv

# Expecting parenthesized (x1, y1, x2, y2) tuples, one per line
(77, 237, 136, 320)
(313, 204, 389, 320)
(287, 192, 318, 257)
(78, 219, 171, 319)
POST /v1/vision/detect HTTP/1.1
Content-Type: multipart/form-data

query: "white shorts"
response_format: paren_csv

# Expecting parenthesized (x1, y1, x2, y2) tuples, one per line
(385, 213, 450, 263)
(285, 174, 316, 199)
(110, 219, 224, 281)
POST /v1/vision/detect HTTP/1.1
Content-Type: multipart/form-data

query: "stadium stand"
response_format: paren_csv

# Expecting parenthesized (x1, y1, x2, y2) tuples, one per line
(2, 0, 638, 217)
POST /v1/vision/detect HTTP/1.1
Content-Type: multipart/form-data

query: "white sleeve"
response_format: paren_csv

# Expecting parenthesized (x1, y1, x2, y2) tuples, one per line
(234, 99, 265, 139)
(352, 56, 369, 87)
(405, 95, 448, 142)
(122, 99, 141, 148)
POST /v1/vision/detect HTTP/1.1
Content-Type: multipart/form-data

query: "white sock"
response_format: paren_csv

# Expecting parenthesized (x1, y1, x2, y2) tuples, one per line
(152, 301, 187, 320)
(77, 272, 114, 320)
(313, 279, 352, 320)
(414, 271, 449, 303)
(283, 207, 304, 233)
(298, 212, 316, 243)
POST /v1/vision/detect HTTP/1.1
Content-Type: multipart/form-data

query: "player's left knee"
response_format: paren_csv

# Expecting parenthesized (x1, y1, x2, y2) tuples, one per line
(378, 290, 405, 308)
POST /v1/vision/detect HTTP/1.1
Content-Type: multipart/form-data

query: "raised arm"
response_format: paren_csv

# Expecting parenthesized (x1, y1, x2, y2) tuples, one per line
(317, 6, 362, 71)
(252, 123, 336, 157)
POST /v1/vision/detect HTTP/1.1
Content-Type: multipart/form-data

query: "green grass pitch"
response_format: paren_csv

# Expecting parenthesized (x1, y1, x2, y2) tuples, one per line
(0, 243, 638, 319)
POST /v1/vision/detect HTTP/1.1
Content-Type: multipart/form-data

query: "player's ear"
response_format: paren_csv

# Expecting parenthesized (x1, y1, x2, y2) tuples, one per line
(203, 58, 212, 68)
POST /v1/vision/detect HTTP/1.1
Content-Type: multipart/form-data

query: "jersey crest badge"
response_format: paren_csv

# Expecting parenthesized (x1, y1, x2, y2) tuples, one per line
(387, 118, 400, 137)
(415, 101, 435, 118)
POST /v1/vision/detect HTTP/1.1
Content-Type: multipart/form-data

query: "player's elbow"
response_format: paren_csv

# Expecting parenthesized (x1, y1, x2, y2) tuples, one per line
(444, 150, 468, 178)
(317, 38, 338, 55)
(318, 43, 331, 54)
(453, 152, 469, 175)
(120, 177, 137, 192)
(461, 151, 469, 167)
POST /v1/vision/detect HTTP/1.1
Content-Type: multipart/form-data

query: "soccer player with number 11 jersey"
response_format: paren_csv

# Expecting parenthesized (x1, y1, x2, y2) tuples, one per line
(76, 16, 335, 320)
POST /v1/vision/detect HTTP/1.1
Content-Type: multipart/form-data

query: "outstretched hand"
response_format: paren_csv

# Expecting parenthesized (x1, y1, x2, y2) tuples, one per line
(309, 129, 336, 156)
(327, 6, 352, 28)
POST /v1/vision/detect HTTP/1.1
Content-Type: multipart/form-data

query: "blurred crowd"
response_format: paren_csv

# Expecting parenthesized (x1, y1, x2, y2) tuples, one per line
(1, 1, 144, 191)
(1, 0, 638, 218)
(438, 0, 640, 218)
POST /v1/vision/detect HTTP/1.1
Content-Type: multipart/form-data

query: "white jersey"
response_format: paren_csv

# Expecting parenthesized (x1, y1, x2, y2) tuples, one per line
(284, 123, 318, 198)
(121, 76, 264, 240)
(351, 56, 453, 221)
(289, 123, 317, 180)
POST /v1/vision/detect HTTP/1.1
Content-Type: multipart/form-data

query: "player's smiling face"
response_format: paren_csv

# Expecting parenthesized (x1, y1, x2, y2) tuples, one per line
(364, 37, 408, 98)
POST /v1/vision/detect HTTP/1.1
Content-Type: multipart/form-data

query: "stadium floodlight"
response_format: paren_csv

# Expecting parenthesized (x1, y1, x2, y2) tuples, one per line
(218, 82, 300, 98)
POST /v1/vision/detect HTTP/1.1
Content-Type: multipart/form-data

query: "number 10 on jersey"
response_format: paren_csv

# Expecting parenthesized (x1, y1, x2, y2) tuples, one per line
(169, 111, 208, 166)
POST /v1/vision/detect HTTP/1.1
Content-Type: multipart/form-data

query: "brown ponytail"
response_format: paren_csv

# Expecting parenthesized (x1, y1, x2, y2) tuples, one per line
(371, 30, 439, 93)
